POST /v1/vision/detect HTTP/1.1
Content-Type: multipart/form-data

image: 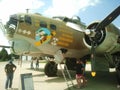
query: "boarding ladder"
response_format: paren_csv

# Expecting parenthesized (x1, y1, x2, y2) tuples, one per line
(54, 50, 74, 89)
(59, 63, 74, 89)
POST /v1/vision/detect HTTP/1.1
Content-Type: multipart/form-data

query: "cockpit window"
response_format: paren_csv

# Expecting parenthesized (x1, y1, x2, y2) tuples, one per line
(50, 24, 56, 30)
(19, 15, 25, 22)
(40, 21, 47, 28)
(25, 15, 32, 24)
(6, 14, 17, 28)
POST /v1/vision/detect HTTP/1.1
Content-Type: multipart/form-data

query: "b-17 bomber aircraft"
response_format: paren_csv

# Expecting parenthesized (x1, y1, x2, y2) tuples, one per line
(0, 5, 120, 77)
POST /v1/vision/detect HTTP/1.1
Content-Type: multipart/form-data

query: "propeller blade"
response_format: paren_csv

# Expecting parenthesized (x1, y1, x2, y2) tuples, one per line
(11, 41, 15, 53)
(91, 39, 95, 70)
(85, 6, 120, 77)
(90, 37, 97, 77)
(96, 5, 120, 31)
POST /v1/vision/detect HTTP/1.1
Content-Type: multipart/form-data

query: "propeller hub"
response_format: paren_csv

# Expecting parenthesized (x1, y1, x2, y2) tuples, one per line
(84, 22, 106, 46)
(85, 29, 91, 35)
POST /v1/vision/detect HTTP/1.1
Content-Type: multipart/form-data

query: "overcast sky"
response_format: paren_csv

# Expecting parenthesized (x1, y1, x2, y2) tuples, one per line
(0, 0, 119, 47)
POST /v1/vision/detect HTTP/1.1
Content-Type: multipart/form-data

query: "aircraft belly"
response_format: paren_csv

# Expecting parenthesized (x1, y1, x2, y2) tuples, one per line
(12, 34, 40, 54)
(65, 48, 90, 58)
(12, 34, 61, 55)
(14, 40, 40, 54)
(13, 33, 90, 57)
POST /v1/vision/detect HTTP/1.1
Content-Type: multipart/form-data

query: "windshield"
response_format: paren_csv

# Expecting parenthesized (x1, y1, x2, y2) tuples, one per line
(6, 14, 18, 29)
(5, 14, 18, 37)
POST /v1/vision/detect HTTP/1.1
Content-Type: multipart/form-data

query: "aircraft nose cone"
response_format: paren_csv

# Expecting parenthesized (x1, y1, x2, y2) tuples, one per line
(9, 24, 16, 30)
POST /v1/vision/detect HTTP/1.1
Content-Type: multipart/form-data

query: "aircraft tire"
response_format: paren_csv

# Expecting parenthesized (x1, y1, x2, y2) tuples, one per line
(44, 61, 58, 77)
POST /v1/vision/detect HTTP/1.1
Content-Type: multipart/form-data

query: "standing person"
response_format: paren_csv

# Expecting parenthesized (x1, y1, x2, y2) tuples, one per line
(76, 59, 86, 88)
(30, 57, 34, 69)
(36, 58, 39, 70)
(5, 59, 17, 90)
(31, 60, 34, 69)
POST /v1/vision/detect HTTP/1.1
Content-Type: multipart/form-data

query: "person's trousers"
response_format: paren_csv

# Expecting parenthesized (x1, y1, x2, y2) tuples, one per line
(5, 73, 14, 89)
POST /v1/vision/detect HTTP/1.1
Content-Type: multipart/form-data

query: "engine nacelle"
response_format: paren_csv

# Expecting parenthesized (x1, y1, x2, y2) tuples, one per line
(83, 21, 120, 54)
